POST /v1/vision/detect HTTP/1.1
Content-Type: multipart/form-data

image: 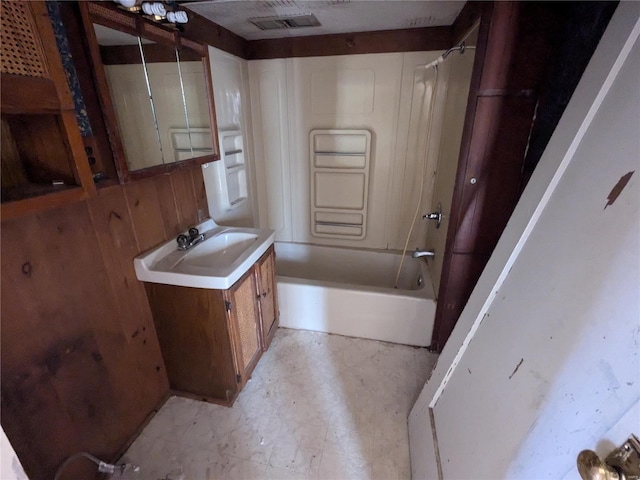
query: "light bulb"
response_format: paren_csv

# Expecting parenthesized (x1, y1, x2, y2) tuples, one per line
(142, 2, 166, 17)
(115, 0, 138, 8)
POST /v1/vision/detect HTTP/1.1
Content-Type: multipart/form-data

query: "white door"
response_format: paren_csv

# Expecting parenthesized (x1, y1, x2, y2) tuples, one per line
(409, 5, 640, 479)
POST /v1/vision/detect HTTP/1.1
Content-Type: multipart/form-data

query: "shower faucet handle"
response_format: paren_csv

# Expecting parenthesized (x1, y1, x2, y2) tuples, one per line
(423, 203, 442, 229)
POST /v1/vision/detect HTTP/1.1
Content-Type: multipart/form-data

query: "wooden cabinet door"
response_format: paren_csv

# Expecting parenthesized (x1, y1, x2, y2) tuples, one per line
(225, 270, 261, 386)
(145, 283, 239, 402)
(256, 246, 278, 350)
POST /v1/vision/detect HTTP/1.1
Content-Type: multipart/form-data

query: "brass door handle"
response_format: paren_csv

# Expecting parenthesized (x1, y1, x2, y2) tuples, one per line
(577, 435, 640, 480)
(577, 450, 620, 480)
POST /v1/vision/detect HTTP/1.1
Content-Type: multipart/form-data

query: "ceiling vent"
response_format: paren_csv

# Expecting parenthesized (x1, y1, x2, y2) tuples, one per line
(249, 14, 321, 30)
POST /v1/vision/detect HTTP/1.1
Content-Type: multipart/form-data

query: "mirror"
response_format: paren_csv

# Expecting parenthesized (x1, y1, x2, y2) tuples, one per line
(82, 2, 219, 181)
(139, 38, 189, 166)
(94, 24, 165, 171)
(174, 50, 215, 162)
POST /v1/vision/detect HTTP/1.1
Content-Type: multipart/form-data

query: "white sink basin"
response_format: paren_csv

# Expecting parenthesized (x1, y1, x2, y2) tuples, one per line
(134, 219, 275, 290)
(182, 232, 259, 268)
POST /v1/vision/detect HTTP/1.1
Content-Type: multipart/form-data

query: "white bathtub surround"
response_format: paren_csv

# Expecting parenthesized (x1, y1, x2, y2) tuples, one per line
(249, 51, 454, 251)
(204, 47, 257, 227)
(275, 242, 436, 347)
(119, 329, 437, 479)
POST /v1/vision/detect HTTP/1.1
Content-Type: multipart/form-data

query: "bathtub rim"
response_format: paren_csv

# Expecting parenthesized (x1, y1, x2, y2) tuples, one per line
(276, 273, 434, 300)
(274, 241, 436, 299)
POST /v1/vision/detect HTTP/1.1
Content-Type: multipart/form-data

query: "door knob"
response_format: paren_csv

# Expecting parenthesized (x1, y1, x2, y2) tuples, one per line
(577, 450, 620, 480)
(423, 202, 442, 229)
(577, 435, 640, 480)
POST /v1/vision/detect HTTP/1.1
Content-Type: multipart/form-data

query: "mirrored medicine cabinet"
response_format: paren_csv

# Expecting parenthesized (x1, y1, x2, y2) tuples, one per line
(79, 2, 219, 182)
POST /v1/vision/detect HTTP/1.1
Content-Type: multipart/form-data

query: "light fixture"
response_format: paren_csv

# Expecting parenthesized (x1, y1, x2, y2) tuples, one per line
(114, 0, 138, 8)
(113, 0, 189, 25)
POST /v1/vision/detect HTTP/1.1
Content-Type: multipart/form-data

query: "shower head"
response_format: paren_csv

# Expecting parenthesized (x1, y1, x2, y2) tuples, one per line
(422, 56, 445, 70)
(417, 41, 477, 70)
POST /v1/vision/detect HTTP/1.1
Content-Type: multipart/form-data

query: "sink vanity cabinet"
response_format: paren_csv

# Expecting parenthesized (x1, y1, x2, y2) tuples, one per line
(144, 246, 278, 405)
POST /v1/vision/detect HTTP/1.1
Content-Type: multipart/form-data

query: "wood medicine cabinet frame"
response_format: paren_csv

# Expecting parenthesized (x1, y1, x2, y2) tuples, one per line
(78, 1, 220, 183)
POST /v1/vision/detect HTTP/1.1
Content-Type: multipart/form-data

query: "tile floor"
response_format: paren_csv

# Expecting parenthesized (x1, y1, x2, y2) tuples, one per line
(120, 328, 437, 480)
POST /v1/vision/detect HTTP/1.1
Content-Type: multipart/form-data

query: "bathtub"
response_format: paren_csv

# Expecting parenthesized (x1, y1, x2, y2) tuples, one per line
(275, 242, 436, 347)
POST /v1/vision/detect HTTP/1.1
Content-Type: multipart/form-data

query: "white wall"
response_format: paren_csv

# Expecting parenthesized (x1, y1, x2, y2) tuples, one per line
(388, 53, 448, 252)
(205, 47, 256, 227)
(248, 59, 293, 240)
(409, 5, 640, 478)
(249, 51, 458, 251)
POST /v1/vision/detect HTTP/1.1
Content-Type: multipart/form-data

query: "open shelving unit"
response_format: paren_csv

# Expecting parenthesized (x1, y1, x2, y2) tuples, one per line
(219, 130, 248, 207)
(1, 1, 95, 221)
(309, 129, 371, 239)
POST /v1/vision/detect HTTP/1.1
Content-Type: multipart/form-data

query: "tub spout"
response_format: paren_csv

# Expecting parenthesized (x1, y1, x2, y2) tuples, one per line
(412, 248, 435, 258)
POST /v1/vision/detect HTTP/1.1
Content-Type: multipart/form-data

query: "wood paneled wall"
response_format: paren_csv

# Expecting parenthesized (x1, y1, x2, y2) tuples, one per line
(0, 165, 208, 480)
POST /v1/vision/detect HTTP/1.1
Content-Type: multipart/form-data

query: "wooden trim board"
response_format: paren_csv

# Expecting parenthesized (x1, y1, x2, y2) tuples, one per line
(246, 26, 452, 59)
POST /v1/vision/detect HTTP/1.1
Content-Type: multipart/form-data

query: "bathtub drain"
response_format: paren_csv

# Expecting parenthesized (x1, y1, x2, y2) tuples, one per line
(417, 275, 423, 287)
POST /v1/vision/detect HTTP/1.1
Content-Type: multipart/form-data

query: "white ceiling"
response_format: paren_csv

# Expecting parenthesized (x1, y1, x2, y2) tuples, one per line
(182, 1, 466, 40)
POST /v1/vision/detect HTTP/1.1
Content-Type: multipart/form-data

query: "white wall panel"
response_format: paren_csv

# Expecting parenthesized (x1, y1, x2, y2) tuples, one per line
(248, 50, 463, 253)
(248, 59, 293, 241)
(310, 68, 376, 114)
(289, 52, 438, 249)
(288, 53, 400, 248)
(388, 51, 450, 252)
(205, 47, 256, 227)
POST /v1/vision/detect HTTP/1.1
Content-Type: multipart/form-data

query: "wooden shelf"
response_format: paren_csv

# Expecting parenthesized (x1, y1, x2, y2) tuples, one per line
(1, 182, 79, 202)
(0, 74, 63, 114)
(0, 1, 95, 221)
(1, 187, 86, 221)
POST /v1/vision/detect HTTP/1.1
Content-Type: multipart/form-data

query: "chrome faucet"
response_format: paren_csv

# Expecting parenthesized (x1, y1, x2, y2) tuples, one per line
(412, 248, 435, 258)
(177, 227, 205, 251)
